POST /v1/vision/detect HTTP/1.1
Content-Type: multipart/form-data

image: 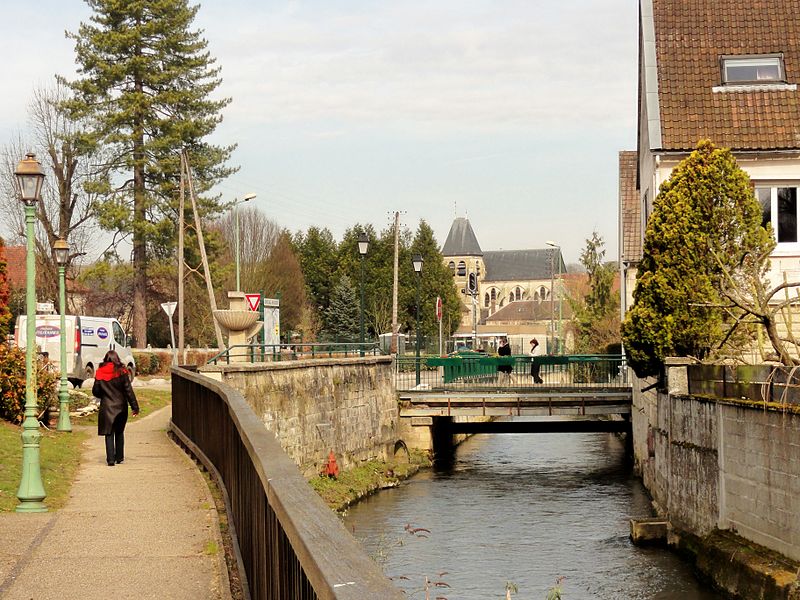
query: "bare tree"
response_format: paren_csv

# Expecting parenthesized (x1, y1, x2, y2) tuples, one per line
(0, 82, 105, 304)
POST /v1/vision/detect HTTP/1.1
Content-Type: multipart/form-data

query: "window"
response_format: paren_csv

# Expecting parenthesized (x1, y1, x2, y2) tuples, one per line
(757, 185, 799, 246)
(457, 261, 466, 276)
(484, 292, 490, 308)
(448, 261, 455, 275)
(722, 55, 784, 84)
(491, 288, 496, 304)
(515, 286, 522, 301)
(112, 321, 126, 346)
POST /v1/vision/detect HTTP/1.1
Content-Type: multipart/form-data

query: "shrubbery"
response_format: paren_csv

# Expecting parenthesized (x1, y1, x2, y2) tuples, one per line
(0, 344, 60, 424)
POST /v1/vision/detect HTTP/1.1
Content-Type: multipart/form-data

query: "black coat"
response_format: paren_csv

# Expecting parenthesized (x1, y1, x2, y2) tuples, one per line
(497, 342, 513, 374)
(92, 364, 139, 436)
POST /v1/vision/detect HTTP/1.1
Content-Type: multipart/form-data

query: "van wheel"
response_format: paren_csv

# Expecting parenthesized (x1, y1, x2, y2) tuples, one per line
(127, 363, 136, 382)
(85, 365, 95, 379)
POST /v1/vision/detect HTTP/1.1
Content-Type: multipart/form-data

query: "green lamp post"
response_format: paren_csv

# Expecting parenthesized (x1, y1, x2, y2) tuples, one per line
(412, 254, 423, 386)
(232, 193, 256, 292)
(15, 153, 47, 513)
(357, 233, 369, 357)
(54, 238, 72, 432)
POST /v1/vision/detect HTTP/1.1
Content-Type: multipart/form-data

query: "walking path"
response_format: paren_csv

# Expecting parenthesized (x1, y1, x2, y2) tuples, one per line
(0, 406, 226, 600)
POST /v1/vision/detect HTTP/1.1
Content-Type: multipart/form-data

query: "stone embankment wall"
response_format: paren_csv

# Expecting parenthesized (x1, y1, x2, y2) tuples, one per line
(200, 357, 398, 477)
(632, 358, 800, 563)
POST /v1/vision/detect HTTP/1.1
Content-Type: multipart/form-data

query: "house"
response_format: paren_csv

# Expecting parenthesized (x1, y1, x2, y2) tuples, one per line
(621, 0, 800, 314)
(441, 217, 566, 353)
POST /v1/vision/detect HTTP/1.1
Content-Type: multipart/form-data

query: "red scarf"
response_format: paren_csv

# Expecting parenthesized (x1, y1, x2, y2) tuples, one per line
(95, 363, 127, 381)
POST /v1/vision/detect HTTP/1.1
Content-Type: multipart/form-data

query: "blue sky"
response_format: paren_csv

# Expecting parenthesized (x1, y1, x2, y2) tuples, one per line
(0, 0, 638, 264)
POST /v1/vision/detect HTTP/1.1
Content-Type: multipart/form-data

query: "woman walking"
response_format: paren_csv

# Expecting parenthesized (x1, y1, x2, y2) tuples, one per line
(92, 350, 139, 466)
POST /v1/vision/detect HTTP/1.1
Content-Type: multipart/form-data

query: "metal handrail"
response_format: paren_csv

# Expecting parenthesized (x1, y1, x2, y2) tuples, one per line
(207, 342, 382, 365)
(170, 367, 403, 600)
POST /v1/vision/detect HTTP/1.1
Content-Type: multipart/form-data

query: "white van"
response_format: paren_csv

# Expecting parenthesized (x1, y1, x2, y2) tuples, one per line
(15, 315, 136, 385)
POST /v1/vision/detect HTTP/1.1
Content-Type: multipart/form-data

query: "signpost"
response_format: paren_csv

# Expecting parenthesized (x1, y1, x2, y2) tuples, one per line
(436, 296, 443, 356)
(160, 302, 177, 365)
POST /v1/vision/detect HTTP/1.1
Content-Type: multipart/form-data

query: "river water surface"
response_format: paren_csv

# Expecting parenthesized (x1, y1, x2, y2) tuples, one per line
(343, 431, 722, 599)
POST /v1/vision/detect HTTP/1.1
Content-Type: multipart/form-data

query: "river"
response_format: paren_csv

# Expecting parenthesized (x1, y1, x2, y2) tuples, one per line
(343, 431, 722, 599)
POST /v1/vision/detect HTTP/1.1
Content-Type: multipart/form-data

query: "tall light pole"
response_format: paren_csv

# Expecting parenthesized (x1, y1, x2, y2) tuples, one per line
(412, 254, 424, 386)
(357, 233, 369, 356)
(15, 153, 47, 512)
(233, 193, 256, 292)
(546, 241, 561, 354)
(54, 238, 71, 432)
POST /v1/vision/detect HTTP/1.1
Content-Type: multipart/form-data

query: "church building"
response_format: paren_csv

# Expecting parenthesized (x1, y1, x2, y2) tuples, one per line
(441, 217, 567, 353)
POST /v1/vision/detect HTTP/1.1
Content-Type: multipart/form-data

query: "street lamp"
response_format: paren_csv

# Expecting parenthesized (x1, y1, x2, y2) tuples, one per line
(545, 241, 561, 354)
(357, 233, 369, 356)
(412, 254, 424, 386)
(233, 193, 256, 292)
(54, 238, 71, 432)
(15, 153, 47, 513)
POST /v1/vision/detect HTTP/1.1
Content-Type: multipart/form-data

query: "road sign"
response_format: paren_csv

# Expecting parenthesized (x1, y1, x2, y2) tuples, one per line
(160, 302, 177, 317)
(436, 296, 442, 321)
(245, 293, 261, 311)
(36, 302, 55, 314)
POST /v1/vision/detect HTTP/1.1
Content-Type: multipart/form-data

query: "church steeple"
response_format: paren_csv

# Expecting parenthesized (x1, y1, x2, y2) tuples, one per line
(442, 217, 483, 257)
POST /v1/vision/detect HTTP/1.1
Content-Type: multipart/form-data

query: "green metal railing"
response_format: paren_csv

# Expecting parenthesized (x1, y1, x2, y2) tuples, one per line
(395, 354, 628, 390)
(207, 342, 381, 365)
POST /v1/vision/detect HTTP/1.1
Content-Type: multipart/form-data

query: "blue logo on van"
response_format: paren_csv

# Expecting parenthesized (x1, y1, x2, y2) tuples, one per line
(97, 327, 109, 339)
(82, 328, 94, 336)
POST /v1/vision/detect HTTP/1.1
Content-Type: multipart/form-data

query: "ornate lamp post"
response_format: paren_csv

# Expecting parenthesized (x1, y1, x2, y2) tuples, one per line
(357, 233, 369, 356)
(233, 193, 256, 291)
(54, 238, 71, 432)
(15, 153, 47, 513)
(412, 254, 424, 386)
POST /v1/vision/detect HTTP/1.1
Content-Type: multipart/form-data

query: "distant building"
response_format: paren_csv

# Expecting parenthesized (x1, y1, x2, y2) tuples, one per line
(441, 217, 567, 353)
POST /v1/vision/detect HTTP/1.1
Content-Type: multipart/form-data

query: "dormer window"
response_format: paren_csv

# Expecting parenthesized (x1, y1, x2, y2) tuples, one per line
(721, 55, 784, 85)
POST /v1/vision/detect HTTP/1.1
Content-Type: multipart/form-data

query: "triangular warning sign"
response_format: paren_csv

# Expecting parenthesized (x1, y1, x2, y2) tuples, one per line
(245, 293, 261, 312)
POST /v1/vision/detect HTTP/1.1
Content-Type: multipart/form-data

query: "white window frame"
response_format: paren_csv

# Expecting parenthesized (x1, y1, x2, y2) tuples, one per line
(721, 54, 785, 85)
(756, 183, 800, 254)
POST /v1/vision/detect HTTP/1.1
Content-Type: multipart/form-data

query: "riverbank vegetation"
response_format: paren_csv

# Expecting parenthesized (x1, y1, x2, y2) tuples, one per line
(309, 450, 431, 512)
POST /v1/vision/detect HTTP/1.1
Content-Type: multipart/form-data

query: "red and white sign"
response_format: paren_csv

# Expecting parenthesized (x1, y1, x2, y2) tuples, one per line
(245, 293, 261, 312)
(435, 296, 442, 321)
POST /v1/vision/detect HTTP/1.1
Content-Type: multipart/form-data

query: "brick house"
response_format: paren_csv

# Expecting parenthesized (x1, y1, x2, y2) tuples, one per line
(621, 0, 800, 314)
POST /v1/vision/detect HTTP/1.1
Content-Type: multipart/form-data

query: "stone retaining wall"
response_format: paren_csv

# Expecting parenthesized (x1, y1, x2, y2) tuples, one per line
(632, 358, 800, 562)
(200, 357, 398, 477)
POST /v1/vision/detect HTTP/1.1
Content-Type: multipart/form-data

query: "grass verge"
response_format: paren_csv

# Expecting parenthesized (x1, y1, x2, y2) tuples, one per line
(0, 421, 88, 512)
(309, 450, 431, 512)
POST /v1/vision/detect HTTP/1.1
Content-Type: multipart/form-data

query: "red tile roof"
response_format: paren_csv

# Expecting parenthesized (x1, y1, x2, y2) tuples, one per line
(619, 151, 642, 263)
(653, 0, 800, 150)
(4, 245, 26, 289)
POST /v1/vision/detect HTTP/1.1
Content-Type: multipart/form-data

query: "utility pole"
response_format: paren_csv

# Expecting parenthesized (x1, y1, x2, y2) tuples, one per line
(177, 153, 185, 363)
(390, 211, 401, 354)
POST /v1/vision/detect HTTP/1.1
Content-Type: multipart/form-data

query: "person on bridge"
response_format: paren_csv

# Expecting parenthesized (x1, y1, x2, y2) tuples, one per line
(529, 338, 544, 384)
(93, 350, 139, 466)
(497, 337, 514, 383)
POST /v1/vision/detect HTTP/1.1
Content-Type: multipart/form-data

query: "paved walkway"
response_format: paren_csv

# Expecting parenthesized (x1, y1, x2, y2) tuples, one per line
(0, 406, 226, 600)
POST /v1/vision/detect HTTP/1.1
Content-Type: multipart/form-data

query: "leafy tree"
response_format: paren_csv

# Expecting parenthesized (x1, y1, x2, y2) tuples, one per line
(568, 232, 620, 353)
(621, 140, 773, 377)
(408, 220, 461, 345)
(0, 240, 11, 340)
(324, 275, 360, 342)
(64, 0, 236, 347)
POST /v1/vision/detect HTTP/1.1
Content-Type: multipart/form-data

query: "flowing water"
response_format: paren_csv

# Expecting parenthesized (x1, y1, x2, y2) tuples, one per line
(343, 431, 722, 599)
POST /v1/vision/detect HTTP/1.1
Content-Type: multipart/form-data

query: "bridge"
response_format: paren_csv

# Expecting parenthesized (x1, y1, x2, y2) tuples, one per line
(396, 354, 632, 434)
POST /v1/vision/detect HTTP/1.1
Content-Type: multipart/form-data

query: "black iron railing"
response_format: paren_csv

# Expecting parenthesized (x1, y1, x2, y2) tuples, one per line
(170, 367, 403, 600)
(207, 342, 381, 365)
(395, 354, 628, 391)
(687, 363, 800, 405)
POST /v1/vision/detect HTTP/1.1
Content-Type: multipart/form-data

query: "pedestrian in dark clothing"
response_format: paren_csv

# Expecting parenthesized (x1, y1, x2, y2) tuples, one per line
(529, 338, 544, 383)
(93, 350, 139, 466)
(497, 337, 513, 382)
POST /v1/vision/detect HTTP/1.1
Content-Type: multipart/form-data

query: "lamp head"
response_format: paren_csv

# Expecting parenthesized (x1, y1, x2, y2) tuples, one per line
(545, 240, 559, 248)
(15, 153, 45, 206)
(412, 254, 423, 273)
(357, 232, 369, 256)
(243, 193, 257, 202)
(53, 238, 70, 266)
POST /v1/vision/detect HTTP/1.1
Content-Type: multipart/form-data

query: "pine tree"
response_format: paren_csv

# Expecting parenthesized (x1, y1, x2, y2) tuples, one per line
(64, 0, 236, 347)
(622, 140, 773, 377)
(325, 275, 360, 342)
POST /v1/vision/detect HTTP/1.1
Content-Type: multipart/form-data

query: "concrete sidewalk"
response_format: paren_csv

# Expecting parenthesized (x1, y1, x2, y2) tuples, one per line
(0, 406, 226, 600)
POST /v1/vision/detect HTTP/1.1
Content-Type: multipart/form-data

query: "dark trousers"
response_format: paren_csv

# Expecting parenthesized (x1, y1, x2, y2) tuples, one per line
(105, 423, 125, 464)
(531, 362, 543, 383)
